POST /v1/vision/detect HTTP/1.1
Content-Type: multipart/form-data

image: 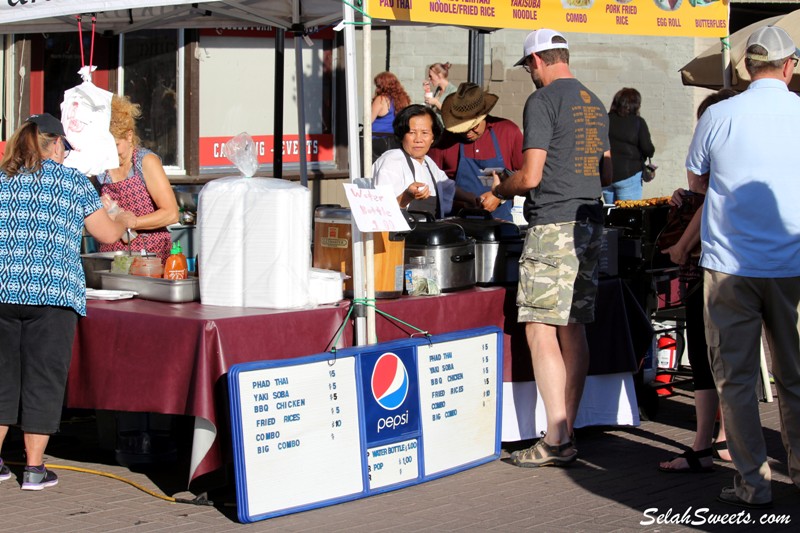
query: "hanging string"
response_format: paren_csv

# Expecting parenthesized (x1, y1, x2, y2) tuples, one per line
(89, 15, 96, 68)
(75, 14, 97, 68)
(77, 15, 85, 68)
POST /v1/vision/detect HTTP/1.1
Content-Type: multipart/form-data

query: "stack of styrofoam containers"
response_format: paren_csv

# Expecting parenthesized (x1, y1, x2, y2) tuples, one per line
(198, 176, 311, 308)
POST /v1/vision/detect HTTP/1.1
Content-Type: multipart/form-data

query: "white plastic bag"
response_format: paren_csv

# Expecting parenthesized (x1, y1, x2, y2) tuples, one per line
(60, 80, 118, 175)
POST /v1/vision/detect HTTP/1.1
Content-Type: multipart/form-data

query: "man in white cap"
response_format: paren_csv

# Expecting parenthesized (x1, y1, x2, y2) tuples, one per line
(429, 82, 523, 220)
(686, 24, 800, 509)
(491, 29, 612, 467)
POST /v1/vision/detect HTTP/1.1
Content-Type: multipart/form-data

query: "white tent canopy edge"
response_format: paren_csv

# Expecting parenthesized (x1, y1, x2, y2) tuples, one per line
(0, 0, 343, 34)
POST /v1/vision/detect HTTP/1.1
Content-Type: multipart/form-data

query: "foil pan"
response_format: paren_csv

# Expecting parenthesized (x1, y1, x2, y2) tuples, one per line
(98, 271, 200, 303)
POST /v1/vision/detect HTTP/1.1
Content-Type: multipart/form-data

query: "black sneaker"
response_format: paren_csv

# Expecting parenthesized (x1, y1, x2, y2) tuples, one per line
(0, 458, 11, 481)
(21, 465, 58, 491)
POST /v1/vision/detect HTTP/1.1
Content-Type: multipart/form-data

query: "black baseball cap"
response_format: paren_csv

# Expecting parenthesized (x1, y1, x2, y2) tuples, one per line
(25, 113, 73, 150)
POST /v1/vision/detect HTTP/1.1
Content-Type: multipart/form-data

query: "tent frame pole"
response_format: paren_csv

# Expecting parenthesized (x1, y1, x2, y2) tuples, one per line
(343, 2, 367, 346)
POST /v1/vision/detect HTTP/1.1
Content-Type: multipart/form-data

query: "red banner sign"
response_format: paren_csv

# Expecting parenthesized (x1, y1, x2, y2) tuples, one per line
(198, 134, 335, 167)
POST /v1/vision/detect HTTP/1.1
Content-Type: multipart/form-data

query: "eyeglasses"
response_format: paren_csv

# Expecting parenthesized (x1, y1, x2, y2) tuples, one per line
(61, 137, 71, 158)
(791, 57, 799, 68)
(523, 56, 534, 73)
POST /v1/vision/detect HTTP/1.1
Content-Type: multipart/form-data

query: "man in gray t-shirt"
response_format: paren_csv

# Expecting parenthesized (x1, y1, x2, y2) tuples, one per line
(492, 29, 611, 469)
(521, 78, 608, 226)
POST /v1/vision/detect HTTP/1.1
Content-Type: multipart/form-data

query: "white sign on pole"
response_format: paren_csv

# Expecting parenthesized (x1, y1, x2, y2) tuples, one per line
(343, 184, 411, 233)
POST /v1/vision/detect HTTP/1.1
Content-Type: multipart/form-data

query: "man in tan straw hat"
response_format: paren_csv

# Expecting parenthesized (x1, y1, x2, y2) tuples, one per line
(493, 29, 612, 469)
(429, 82, 523, 221)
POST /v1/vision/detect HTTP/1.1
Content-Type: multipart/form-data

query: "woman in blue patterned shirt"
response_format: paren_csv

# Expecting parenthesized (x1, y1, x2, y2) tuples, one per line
(0, 113, 131, 491)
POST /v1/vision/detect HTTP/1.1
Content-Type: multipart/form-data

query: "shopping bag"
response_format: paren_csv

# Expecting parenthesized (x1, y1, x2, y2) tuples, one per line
(60, 81, 118, 175)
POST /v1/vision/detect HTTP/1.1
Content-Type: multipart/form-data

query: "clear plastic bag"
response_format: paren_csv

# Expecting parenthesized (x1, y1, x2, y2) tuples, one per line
(101, 194, 137, 243)
(224, 132, 259, 177)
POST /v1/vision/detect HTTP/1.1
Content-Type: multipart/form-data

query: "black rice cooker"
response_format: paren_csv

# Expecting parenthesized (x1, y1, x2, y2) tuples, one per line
(404, 211, 476, 292)
(448, 209, 524, 286)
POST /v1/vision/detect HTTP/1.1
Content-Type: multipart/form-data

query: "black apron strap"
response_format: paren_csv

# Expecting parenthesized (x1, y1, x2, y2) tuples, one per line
(402, 150, 441, 218)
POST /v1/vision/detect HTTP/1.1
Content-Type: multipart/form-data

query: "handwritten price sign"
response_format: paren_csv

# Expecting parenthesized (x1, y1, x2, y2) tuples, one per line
(343, 184, 412, 233)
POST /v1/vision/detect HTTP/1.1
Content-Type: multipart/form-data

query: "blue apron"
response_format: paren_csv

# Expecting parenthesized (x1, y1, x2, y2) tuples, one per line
(455, 130, 512, 221)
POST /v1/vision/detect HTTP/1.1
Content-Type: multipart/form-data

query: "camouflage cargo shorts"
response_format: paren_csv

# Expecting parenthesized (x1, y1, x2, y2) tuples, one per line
(517, 220, 603, 326)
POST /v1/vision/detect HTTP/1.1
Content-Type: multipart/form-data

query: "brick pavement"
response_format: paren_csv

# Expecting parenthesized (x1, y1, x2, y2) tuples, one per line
(0, 379, 796, 533)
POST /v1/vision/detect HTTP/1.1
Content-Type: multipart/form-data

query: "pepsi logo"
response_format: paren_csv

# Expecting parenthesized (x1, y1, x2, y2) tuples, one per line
(371, 353, 409, 410)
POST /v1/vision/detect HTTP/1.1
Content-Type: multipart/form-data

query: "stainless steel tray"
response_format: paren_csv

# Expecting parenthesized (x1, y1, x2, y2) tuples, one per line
(82, 251, 129, 289)
(98, 271, 200, 303)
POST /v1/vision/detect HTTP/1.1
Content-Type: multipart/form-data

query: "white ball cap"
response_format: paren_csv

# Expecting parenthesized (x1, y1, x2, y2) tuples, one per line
(745, 25, 800, 62)
(515, 29, 569, 67)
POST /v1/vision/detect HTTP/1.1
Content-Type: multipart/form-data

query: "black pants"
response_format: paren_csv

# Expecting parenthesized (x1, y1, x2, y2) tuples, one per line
(684, 279, 715, 390)
(0, 303, 78, 434)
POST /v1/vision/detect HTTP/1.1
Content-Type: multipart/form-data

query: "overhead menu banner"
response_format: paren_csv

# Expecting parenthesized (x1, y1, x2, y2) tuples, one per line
(368, 0, 729, 38)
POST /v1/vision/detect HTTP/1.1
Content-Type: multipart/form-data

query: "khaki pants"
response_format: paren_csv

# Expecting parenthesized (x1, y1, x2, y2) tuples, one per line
(704, 270, 800, 504)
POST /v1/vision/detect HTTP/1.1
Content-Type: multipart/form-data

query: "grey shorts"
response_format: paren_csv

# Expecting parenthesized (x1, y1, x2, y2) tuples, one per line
(516, 220, 602, 326)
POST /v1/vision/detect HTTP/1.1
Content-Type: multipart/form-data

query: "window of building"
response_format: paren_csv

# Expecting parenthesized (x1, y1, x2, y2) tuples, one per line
(121, 29, 180, 169)
(196, 28, 334, 171)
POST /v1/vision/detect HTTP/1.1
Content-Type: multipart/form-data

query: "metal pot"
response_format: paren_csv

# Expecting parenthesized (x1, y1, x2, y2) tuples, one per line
(404, 211, 476, 292)
(449, 209, 523, 285)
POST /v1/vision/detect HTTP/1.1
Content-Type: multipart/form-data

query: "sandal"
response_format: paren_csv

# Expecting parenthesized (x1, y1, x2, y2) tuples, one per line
(510, 437, 577, 468)
(658, 447, 714, 473)
(712, 440, 732, 463)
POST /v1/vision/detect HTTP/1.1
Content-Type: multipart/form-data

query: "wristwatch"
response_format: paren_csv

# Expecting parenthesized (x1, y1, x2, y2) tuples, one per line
(491, 186, 508, 202)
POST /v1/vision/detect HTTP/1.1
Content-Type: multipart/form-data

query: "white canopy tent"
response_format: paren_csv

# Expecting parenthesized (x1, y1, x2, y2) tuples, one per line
(0, 0, 347, 186)
(0, 0, 386, 345)
(0, 1, 343, 34)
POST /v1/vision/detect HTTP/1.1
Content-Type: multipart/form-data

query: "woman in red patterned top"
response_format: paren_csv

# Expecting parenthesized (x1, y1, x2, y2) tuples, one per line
(97, 95, 179, 263)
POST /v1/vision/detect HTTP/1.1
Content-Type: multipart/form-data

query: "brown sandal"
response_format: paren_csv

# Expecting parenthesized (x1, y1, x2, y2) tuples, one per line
(510, 437, 577, 468)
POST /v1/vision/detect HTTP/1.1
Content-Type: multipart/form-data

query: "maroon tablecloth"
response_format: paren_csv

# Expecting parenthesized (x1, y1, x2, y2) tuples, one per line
(67, 278, 649, 488)
(68, 299, 352, 484)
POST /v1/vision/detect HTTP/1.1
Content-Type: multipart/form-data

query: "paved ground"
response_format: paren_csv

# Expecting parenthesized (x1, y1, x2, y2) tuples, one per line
(0, 375, 796, 533)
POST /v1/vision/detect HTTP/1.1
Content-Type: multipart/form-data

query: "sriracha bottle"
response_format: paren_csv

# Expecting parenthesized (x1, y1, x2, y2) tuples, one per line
(163, 241, 189, 280)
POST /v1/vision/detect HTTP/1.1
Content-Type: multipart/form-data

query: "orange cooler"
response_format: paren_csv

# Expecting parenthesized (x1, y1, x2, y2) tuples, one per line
(313, 205, 405, 298)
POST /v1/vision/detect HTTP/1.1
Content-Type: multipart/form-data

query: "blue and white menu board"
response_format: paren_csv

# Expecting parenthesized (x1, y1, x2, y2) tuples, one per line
(228, 327, 502, 523)
(418, 334, 499, 476)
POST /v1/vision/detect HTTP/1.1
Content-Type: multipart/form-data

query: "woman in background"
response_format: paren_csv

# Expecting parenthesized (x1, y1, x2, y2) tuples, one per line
(423, 62, 456, 113)
(604, 88, 655, 203)
(0, 114, 130, 491)
(658, 89, 738, 473)
(97, 94, 179, 263)
(371, 71, 411, 160)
